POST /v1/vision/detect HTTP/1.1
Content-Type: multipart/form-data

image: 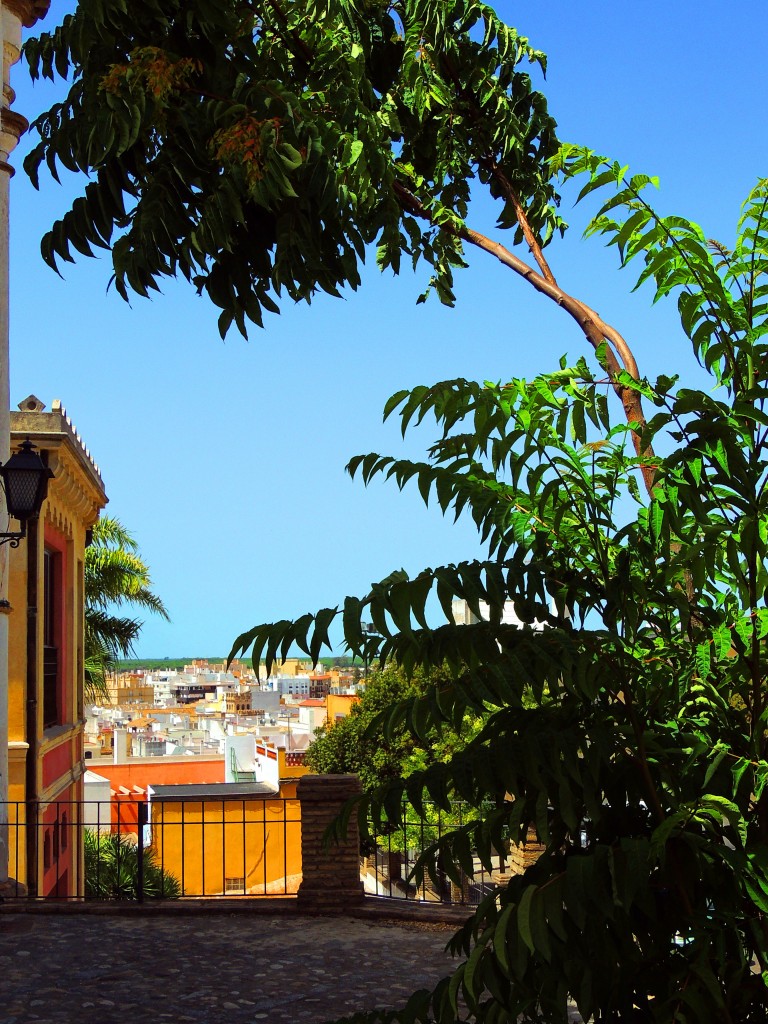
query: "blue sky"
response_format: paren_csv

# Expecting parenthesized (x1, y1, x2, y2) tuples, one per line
(8, 2, 767, 658)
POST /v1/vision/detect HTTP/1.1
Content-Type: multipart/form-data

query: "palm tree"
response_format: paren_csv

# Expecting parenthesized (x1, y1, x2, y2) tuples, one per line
(85, 516, 169, 702)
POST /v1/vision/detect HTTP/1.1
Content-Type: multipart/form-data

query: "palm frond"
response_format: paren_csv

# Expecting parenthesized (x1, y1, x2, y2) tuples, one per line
(84, 516, 169, 671)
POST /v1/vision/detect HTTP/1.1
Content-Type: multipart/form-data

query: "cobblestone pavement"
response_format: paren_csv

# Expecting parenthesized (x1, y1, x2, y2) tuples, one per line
(0, 909, 459, 1024)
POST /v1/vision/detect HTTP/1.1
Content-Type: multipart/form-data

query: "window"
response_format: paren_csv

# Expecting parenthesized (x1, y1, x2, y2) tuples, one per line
(225, 877, 245, 893)
(43, 548, 61, 728)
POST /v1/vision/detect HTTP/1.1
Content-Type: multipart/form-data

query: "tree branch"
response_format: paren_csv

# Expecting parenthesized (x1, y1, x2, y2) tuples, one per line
(393, 180, 657, 495)
(482, 160, 558, 286)
(485, 163, 642, 382)
(250, 0, 314, 68)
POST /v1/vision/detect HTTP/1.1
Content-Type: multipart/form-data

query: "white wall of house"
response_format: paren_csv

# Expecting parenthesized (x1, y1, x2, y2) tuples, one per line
(83, 771, 112, 833)
(298, 704, 327, 732)
(225, 734, 258, 782)
(249, 690, 282, 714)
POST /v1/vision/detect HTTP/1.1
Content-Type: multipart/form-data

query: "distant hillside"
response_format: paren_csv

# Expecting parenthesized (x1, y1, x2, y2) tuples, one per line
(117, 658, 226, 671)
(117, 655, 358, 671)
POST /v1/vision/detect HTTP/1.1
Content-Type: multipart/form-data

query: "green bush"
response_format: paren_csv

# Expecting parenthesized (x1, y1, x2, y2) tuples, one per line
(84, 829, 181, 900)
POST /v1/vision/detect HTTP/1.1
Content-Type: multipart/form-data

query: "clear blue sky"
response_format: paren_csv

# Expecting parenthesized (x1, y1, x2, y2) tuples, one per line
(8, 2, 767, 657)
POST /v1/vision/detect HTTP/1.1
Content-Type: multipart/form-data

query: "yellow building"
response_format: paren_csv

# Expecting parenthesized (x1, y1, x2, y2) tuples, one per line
(106, 672, 154, 706)
(326, 693, 359, 722)
(7, 396, 107, 897)
(151, 746, 309, 897)
(150, 782, 302, 896)
(225, 691, 252, 715)
(276, 657, 312, 678)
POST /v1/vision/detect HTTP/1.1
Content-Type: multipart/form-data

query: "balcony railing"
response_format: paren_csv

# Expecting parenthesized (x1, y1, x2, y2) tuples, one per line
(2, 797, 301, 901)
(363, 801, 506, 907)
(1, 792, 520, 906)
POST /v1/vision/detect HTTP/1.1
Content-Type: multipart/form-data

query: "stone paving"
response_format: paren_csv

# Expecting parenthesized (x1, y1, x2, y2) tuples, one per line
(0, 908, 460, 1024)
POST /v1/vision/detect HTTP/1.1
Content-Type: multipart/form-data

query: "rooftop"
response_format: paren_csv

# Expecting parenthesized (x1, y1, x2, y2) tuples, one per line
(151, 781, 276, 800)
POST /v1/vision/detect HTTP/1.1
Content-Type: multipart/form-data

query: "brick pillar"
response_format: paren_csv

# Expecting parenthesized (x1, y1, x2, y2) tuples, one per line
(297, 774, 365, 911)
(508, 826, 546, 875)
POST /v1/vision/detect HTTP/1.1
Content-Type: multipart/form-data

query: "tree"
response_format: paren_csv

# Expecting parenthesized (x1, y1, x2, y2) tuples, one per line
(85, 516, 169, 701)
(21, 3, 768, 1019)
(22, 1, 649, 478)
(226, 172, 768, 1023)
(307, 662, 481, 792)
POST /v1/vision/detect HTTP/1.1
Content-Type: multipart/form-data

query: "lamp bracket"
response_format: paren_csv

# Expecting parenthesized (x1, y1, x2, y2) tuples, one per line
(0, 523, 26, 548)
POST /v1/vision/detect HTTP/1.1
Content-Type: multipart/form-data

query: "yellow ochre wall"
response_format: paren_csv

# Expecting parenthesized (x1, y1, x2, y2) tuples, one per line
(151, 795, 302, 896)
(6, 399, 107, 896)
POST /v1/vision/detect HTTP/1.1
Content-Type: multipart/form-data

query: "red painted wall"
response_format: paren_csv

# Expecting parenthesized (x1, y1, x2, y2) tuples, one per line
(42, 740, 73, 790)
(41, 786, 75, 898)
(44, 523, 69, 733)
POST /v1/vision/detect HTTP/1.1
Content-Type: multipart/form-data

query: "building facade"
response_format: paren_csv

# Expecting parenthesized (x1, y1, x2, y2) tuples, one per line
(0, 0, 51, 896)
(7, 397, 107, 896)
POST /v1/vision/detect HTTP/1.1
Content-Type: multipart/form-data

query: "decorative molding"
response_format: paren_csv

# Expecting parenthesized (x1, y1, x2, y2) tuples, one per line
(50, 399, 103, 480)
(38, 721, 79, 753)
(41, 759, 83, 804)
(46, 448, 104, 529)
(4, 0, 51, 29)
(1, 108, 28, 139)
(10, 406, 109, 532)
(12, 404, 105, 490)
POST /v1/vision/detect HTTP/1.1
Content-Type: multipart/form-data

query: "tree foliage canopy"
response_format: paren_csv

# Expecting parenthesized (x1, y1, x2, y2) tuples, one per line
(229, 170, 768, 1021)
(24, 0, 562, 337)
(23, 2, 768, 1020)
(306, 662, 481, 793)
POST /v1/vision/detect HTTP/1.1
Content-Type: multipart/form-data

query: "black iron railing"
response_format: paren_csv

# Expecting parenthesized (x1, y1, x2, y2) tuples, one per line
(1, 797, 301, 901)
(2, 797, 507, 906)
(363, 802, 503, 906)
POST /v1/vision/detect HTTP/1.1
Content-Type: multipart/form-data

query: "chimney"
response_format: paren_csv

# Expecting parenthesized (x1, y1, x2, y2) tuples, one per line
(113, 729, 129, 765)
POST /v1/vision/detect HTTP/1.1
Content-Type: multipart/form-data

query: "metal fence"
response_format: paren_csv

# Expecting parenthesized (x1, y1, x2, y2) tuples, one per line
(363, 802, 502, 906)
(1, 797, 302, 901)
(2, 797, 509, 907)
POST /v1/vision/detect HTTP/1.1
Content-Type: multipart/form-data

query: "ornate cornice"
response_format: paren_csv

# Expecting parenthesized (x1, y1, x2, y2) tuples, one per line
(12, 397, 105, 493)
(10, 399, 108, 534)
(1, 109, 28, 139)
(46, 445, 105, 533)
(3, 0, 51, 29)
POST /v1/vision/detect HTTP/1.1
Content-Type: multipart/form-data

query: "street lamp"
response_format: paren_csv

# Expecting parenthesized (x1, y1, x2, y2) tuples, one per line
(361, 621, 378, 680)
(0, 440, 53, 547)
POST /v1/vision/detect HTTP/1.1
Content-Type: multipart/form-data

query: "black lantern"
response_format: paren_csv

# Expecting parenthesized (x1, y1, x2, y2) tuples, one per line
(0, 440, 54, 547)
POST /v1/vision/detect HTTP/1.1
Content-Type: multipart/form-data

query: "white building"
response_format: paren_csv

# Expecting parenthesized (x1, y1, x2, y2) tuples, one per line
(263, 675, 312, 697)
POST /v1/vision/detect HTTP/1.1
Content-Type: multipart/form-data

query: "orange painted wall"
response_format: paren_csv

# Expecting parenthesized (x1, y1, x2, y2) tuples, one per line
(87, 760, 227, 836)
(98, 759, 225, 792)
(151, 796, 302, 896)
(326, 694, 359, 721)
